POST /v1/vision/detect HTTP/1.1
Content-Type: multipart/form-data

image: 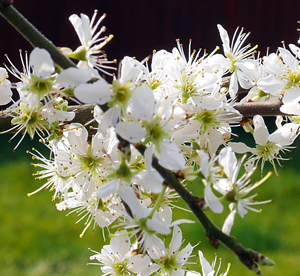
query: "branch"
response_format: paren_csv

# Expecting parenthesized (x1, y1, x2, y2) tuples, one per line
(233, 101, 289, 117)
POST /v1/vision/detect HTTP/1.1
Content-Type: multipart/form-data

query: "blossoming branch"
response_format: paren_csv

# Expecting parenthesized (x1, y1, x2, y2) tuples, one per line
(1, 1, 299, 275)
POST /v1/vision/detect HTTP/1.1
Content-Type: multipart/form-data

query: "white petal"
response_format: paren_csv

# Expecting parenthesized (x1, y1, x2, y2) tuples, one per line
(170, 219, 195, 226)
(110, 231, 130, 258)
(192, 96, 221, 110)
(262, 53, 284, 75)
(199, 250, 214, 276)
(289, 43, 300, 59)
(97, 106, 120, 135)
(217, 24, 231, 54)
(253, 115, 269, 145)
(204, 184, 223, 214)
(146, 218, 171, 235)
(244, 157, 256, 172)
(115, 121, 146, 143)
(131, 86, 157, 121)
(177, 243, 193, 264)
(119, 56, 145, 84)
(128, 254, 151, 273)
(282, 87, 300, 104)
(56, 68, 94, 87)
(229, 71, 238, 99)
(74, 78, 112, 104)
(169, 225, 182, 253)
(69, 13, 91, 46)
(268, 122, 299, 146)
(186, 272, 201, 276)
(280, 102, 300, 115)
(158, 140, 185, 170)
(0, 67, 8, 80)
(257, 75, 286, 96)
(222, 209, 236, 235)
(41, 105, 75, 123)
(197, 150, 210, 179)
(94, 210, 116, 227)
(237, 201, 248, 218)
(118, 187, 144, 219)
(30, 48, 54, 78)
(0, 80, 12, 105)
(96, 179, 119, 198)
(218, 147, 237, 181)
(67, 125, 88, 155)
(135, 170, 163, 193)
(227, 142, 254, 154)
(279, 47, 298, 68)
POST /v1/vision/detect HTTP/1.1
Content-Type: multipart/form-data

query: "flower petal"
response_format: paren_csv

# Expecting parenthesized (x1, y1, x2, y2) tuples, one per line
(158, 140, 185, 170)
(204, 184, 223, 214)
(96, 179, 120, 198)
(30, 48, 54, 78)
(74, 78, 112, 104)
(116, 121, 146, 143)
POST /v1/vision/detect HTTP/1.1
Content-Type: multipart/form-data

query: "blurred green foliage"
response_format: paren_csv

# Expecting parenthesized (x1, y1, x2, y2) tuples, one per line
(1, 132, 300, 276)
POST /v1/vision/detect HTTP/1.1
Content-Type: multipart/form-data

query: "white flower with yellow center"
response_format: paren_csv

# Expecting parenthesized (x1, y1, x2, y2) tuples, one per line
(89, 230, 151, 276)
(217, 24, 258, 98)
(204, 147, 272, 232)
(148, 225, 193, 276)
(186, 250, 230, 276)
(116, 85, 186, 170)
(67, 10, 116, 75)
(175, 95, 241, 155)
(228, 115, 299, 175)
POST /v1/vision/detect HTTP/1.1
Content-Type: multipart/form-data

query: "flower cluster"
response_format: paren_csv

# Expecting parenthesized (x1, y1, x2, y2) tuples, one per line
(2, 7, 299, 276)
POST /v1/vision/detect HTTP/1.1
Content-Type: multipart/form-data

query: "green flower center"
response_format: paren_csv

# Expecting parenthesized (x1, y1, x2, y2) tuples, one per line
(143, 116, 170, 152)
(77, 146, 104, 176)
(195, 109, 220, 134)
(11, 103, 47, 139)
(175, 74, 198, 104)
(225, 52, 237, 73)
(113, 259, 130, 276)
(108, 80, 133, 113)
(256, 142, 280, 161)
(26, 74, 55, 99)
(149, 77, 162, 90)
(285, 68, 300, 89)
(156, 252, 180, 274)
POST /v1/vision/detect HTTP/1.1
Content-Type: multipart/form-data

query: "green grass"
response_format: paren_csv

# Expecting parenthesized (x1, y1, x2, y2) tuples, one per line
(0, 158, 105, 276)
(1, 136, 300, 275)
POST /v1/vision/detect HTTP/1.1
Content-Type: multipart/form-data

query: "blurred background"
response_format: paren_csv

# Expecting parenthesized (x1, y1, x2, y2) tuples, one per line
(1, 0, 300, 64)
(1, 0, 300, 275)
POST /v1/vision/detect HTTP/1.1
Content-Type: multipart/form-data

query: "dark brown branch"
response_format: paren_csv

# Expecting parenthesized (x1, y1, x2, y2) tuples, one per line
(233, 101, 289, 117)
